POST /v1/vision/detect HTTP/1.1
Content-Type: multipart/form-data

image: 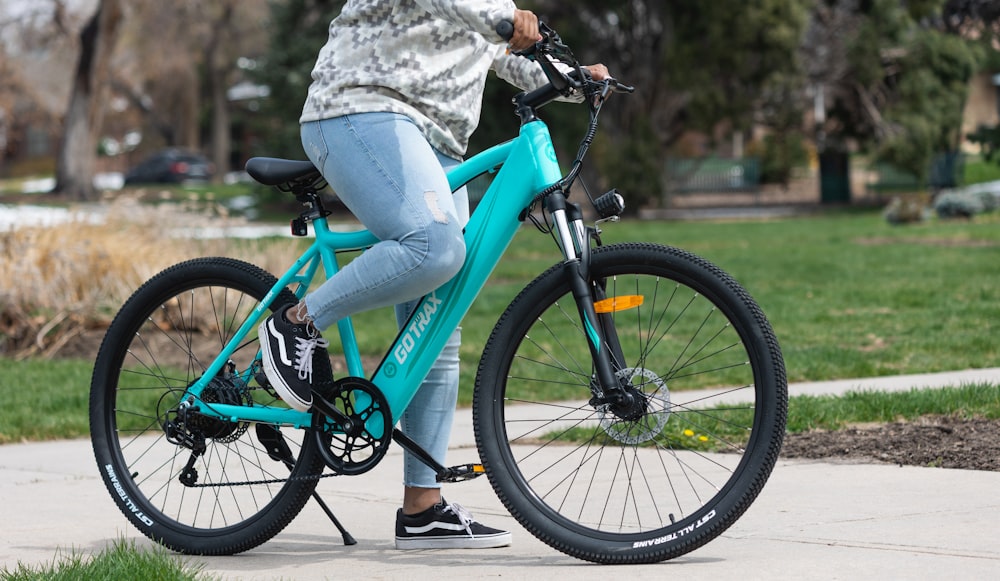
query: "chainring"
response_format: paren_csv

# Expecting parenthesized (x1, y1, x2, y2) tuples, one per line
(312, 377, 392, 475)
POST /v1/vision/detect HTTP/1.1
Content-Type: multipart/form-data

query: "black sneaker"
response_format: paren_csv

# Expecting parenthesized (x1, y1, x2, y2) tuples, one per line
(258, 304, 330, 412)
(395, 499, 512, 549)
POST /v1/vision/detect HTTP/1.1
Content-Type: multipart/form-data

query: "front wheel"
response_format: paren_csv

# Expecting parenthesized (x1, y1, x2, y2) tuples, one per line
(474, 243, 787, 564)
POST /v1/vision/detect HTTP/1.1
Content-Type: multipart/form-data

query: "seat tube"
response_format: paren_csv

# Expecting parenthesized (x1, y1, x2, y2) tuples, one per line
(314, 220, 366, 377)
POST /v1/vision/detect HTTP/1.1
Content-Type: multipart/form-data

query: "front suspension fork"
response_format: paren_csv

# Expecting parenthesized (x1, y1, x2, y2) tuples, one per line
(547, 193, 634, 410)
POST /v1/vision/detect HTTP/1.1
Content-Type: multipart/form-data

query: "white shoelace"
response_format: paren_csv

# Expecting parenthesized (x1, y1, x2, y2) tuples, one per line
(292, 335, 329, 382)
(442, 502, 475, 537)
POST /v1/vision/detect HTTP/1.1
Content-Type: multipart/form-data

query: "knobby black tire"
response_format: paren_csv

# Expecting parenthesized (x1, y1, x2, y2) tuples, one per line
(473, 243, 787, 564)
(89, 257, 324, 555)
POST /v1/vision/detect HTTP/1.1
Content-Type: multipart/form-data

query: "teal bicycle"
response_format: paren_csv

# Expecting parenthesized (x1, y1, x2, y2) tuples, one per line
(90, 24, 786, 564)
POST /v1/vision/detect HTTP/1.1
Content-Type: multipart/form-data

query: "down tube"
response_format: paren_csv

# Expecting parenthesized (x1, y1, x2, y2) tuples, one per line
(371, 121, 563, 421)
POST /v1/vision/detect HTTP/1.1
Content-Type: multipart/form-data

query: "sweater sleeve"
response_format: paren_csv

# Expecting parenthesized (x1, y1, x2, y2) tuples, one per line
(491, 48, 549, 91)
(492, 47, 586, 103)
(412, 0, 516, 42)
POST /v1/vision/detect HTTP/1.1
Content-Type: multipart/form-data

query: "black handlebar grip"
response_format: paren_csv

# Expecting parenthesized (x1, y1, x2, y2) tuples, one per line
(496, 20, 514, 41)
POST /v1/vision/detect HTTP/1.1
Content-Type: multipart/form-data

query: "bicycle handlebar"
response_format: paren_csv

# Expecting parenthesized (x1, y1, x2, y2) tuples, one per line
(495, 19, 634, 203)
(495, 20, 634, 100)
(496, 20, 514, 42)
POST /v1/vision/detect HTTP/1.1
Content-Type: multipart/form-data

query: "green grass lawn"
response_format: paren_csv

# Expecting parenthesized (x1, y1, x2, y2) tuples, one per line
(596, 210, 1000, 384)
(2, 208, 998, 441)
(1, 359, 93, 443)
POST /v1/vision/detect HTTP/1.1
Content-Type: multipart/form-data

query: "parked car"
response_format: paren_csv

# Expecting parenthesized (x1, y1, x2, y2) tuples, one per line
(124, 149, 214, 185)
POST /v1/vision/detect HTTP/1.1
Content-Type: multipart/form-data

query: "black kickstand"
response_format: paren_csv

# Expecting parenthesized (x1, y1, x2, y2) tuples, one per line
(255, 423, 357, 546)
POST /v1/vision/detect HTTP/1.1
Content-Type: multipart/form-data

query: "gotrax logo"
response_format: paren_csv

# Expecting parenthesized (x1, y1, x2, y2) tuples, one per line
(393, 293, 443, 365)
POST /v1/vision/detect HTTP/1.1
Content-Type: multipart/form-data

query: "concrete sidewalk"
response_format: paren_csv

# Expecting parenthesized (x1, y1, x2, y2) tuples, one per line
(3, 368, 1000, 580)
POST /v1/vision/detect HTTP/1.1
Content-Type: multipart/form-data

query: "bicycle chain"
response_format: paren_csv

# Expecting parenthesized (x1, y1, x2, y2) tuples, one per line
(183, 469, 340, 488)
(175, 377, 341, 488)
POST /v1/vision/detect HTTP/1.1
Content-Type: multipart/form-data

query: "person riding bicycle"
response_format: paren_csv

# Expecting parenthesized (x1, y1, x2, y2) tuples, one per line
(258, 0, 609, 550)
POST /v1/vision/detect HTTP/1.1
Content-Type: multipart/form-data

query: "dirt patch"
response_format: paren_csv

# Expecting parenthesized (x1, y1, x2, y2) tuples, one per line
(781, 415, 1000, 471)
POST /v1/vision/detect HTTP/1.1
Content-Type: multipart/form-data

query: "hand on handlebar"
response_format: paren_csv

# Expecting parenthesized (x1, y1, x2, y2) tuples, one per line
(578, 65, 636, 98)
(509, 9, 541, 52)
(584, 64, 609, 82)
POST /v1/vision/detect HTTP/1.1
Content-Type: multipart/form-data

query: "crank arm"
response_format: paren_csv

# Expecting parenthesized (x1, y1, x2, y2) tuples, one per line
(310, 390, 357, 433)
(391, 429, 486, 483)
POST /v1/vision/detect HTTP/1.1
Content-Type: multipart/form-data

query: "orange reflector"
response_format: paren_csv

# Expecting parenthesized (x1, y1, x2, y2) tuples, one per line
(594, 295, 644, 313)
(473, 464, 485, 473)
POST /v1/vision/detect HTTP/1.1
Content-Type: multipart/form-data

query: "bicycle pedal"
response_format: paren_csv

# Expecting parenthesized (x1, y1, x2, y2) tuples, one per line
(437, 463, 486, 483)
(255, 371, 271, 388)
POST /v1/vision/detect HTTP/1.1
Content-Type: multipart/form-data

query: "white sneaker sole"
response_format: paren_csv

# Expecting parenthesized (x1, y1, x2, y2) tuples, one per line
(394, 532, 512, 550)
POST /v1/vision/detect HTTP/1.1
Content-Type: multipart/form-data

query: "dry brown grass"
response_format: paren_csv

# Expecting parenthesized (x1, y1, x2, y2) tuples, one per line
(1, 198, 302, 358)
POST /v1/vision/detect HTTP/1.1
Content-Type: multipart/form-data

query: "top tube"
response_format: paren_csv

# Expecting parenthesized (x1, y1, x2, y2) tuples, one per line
(310, 132, 548, 253)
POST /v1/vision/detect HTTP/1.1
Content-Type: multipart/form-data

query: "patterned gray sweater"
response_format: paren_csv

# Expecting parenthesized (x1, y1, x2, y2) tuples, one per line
(300, 0, 555, 158)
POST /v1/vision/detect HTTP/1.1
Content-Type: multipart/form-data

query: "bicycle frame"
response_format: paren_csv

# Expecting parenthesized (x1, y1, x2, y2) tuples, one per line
(184, 118, 564, 428)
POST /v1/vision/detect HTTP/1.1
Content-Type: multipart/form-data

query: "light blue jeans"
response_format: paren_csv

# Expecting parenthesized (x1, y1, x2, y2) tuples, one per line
(301, 113, 469, 488)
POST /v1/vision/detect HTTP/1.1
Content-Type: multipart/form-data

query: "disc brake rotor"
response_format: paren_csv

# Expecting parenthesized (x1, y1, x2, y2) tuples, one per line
(597, 367, 671, 445)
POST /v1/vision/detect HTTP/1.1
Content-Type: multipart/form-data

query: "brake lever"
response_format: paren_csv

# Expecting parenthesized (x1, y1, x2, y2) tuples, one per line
(586, 77, 635, 104)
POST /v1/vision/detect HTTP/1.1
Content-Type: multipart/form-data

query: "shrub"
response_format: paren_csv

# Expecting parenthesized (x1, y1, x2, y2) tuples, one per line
(0, 198, 301, 357)
(934, 188, 999, 219)
(883, 195, 929, 224)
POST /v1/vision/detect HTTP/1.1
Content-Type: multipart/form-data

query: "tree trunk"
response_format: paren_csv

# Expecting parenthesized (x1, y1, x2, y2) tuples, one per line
(55, 0, 123, 200)
(210, 71, 231, 182)
(206, 2, 236, 183)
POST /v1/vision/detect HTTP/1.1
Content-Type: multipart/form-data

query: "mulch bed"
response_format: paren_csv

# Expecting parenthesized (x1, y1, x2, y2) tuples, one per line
(780, 415, 1000, 471)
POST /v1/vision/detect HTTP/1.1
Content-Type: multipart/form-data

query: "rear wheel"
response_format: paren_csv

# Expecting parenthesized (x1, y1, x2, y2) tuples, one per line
(89, 257, 325, 555)
(474, 243, 787, 563)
